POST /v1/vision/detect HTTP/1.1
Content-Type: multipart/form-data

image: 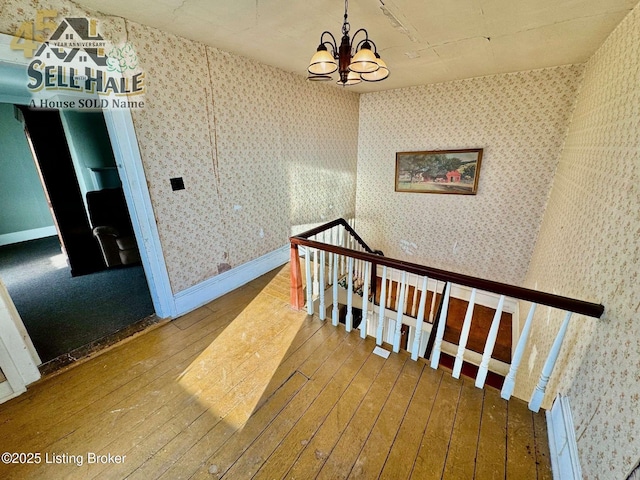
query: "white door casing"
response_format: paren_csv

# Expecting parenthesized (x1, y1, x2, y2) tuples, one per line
(0, 32, 175, 399)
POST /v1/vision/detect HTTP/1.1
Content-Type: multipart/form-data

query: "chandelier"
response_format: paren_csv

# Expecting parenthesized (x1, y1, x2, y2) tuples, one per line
(307, 0, 389, 86)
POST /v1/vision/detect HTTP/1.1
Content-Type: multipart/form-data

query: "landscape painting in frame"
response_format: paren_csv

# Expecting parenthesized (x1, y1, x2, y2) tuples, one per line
(395, 148, 483, 195)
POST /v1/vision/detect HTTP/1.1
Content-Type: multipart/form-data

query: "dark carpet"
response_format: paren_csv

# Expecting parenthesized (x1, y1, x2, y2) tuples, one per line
(0, 236, 154, 363)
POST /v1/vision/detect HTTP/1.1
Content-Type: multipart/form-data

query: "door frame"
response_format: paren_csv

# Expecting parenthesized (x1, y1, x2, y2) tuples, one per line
(0, 33, 175, 386)
(0, 33, 175, 317)
(0, 278, 41, 402)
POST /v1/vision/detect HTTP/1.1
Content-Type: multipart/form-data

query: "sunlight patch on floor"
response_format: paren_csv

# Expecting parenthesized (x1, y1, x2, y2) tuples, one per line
(48, 253, 68, 269)
(177, 293, 306, 429)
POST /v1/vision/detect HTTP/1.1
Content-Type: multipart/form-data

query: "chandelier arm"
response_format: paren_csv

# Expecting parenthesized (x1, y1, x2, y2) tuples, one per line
(320, 31, 338, 53)
(349, 28, 370, 50)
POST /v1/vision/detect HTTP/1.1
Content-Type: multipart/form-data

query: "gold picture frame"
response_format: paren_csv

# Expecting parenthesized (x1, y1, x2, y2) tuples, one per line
(395, 148, 483, 194)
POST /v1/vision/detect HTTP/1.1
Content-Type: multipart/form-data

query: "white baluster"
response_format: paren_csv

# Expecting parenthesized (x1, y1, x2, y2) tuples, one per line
(345, 257, 354, 332)
(392, 272, 407, 352)
(318, 250, 326, 321)
(453, 288, 477, 378)
(501, 303, 538, 400)
(430, 282, 451, 370)
(376, 266, 388, 345)
(327, 234, 333, 286)
(305, 247, 313, 315)
(340, 227, 345, 275)
(411, 276, 429, 361)
(360, 261, 370, 339)
(332, 252, 339, 326)
(475, 295, 505, 388)
(313, 240, 319, 296)
(529, 311, 572, 412)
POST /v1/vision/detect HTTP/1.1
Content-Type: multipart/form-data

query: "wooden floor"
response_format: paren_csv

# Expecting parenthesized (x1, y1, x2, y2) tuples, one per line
(0, 265, 551, 479)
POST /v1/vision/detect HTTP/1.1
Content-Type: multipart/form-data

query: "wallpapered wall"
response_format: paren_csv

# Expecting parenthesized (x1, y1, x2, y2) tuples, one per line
(0, 0, 360, 294)
(518, 3, 640, 479)
(356, 66, 583, 285)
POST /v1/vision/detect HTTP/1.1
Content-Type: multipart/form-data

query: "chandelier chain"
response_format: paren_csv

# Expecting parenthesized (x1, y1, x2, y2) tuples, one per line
(343, 0, 350, 35)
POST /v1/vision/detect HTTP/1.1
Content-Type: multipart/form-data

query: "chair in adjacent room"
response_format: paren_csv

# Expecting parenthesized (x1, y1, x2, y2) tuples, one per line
(86, 187, 141, 267)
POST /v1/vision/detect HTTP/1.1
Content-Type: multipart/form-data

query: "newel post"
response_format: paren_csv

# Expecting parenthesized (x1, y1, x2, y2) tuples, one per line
(290, 243, 305, 310)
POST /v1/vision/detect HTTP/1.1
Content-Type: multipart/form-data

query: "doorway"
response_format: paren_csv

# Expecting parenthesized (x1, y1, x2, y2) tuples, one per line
(0, 33, 174, 387)
(0, 104, 155, 365)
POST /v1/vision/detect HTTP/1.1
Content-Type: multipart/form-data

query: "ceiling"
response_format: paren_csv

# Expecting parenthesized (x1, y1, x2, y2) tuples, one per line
(74, 0, 638, 93)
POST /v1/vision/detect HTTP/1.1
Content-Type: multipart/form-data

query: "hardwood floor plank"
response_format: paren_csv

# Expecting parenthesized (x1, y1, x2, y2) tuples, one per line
(533, 408, 553, 480)
(1, 319, 220, 455)
(150, 316, 333, 480)
(0, 272, 298, 478)
(82, 297, 307, 479)
(347, 359, 424, 479)
(296, 324, 352, 379)
(506, 397, 538, 479)
(174, 323, 348, 480)
(442, 378, 485, 480)
(474, 386, 508, 480)
(313, 353, 408, 480)
(125, 310, 316, 479)
(251, 318, 334, 412)
(155, 372, 309, 480)
(124, 369, 307, 480)
(377, 365, 443, 480)
(254, 345, 385, 479)
(215, 335, 371, 480)
(2, 311, 281, 478)
(188, 331, 365, 479)
(0, 321, 180, 417)
(410, 373, 463, 480)
(171, 305, 215, 330)
(0, 287, 251, 444)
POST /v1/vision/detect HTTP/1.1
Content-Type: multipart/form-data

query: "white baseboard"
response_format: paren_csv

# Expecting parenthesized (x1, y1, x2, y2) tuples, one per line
(173, 245, 290, 316)
(0, 226, 57, 247)
(546, 394, 582, 480)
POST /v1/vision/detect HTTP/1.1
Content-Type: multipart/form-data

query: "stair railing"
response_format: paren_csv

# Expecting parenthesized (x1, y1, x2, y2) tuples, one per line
(290, 219, 604, 412)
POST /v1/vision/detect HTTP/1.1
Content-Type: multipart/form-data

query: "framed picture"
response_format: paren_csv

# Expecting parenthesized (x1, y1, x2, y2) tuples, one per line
(395, 148, 483, 194)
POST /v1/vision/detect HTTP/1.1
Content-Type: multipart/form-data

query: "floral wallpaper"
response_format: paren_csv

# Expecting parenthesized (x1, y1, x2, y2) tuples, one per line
(355, 66, 583, 286)
(206, 48, 359, 268)
(125, 22, 229, 292)
(518, 3, 640, 479)
(0, 0, 359, 293)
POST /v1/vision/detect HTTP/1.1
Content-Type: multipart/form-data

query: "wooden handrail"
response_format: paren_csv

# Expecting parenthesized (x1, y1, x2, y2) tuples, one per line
(290, 219, 604, 319)
(294, 218, 376, 253)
